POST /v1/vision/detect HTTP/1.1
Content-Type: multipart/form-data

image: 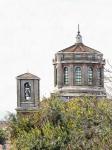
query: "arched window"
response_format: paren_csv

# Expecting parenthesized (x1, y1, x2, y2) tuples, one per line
(88, 67, 93, 85)
(75, 67, 82, 85)
(24, 82, 31, 100)
(64, 67, 69, 85)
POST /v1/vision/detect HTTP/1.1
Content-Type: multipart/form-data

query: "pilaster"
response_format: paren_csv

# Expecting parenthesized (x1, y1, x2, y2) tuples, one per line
(57, 63, 63, 88)
(54, 65, 57, 87)
(101, 66, 104, 87)
(69, 64, 73, 86)
(94, 65, 98, 86)
(83, 64, 87, 85)
(17, 80, 20, 107)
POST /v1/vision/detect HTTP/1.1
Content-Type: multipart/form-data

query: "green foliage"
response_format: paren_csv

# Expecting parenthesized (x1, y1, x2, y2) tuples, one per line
(0, 128, 7, 145)
(8, 96, 112, 150)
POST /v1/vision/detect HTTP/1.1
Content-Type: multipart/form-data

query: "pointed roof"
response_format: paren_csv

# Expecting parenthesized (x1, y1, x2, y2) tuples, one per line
(17, 73, 40, 80)
(58, 24, 102, 54)
(58, 26, 102, 54)
(58, 43, 102, 54)
(76, 24, 82, 44)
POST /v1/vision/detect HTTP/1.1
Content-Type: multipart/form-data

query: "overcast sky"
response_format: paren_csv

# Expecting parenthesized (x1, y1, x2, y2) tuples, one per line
(0, 0, 112, 119)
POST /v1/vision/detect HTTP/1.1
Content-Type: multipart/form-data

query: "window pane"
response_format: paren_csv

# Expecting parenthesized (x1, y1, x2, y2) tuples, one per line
(75, 54, 81, 59)
(88, 67, 93, 85)
(64, 67, 69, 85)
(75, 67, 81, 85)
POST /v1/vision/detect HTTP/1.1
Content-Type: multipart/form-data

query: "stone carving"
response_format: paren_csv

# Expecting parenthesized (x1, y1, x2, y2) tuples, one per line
(24, 82, 31, 100)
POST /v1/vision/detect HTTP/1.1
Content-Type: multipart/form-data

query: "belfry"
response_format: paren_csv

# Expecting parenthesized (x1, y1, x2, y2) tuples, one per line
(16, 73, 40, 114)
(52, 26, 106, 100)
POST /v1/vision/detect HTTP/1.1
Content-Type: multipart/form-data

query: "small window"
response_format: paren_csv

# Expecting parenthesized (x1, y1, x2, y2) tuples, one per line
(75, 67, 82, 85)
(88, 67, 93, 85)
(97, 55, 101, 60)
(64, 67, 69, 85)
(75, 54, 81, 59)
(88, 55, 93, 59)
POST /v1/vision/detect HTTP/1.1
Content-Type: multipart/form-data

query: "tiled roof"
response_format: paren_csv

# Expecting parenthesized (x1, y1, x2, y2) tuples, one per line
(58, 43, 102, 54)
(17, 73, 40, 80)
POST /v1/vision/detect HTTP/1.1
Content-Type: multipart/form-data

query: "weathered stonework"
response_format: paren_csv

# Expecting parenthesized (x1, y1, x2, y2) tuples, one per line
(16, 73, 40, 113)
(52, 31, 106, 100)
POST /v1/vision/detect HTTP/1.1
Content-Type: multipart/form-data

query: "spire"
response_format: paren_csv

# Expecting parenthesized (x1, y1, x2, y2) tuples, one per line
(78, 24, 80, 35)
(76, 24, 82, 44)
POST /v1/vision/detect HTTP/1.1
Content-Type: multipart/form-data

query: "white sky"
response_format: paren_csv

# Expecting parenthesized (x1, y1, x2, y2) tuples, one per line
(0, 0, 112, 119)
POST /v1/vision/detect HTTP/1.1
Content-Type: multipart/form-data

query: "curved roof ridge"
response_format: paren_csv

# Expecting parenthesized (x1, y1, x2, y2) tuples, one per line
(84, 44, 102, 54)
(72, 44, 79, 52)
(58, 44, 76, 52)
(79, 44, 86, 52)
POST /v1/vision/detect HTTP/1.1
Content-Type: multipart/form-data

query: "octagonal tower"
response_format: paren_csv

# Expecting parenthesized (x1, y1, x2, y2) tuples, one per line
(53, 27, 106, 100)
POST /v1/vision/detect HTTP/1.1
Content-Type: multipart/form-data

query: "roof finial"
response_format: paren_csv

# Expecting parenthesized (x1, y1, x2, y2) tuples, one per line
(78, 24, 80, 35)
(76, 24, 82, 44)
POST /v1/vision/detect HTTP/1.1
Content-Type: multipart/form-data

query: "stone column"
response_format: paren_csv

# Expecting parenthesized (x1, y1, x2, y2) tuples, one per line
(56, 54, 63, 88)
(57, 63, 63, 88)
(101, 66, 104, 87)
(17, 80, 21, 107)
(83, 64, 87, 85)
(69, 64, 73, 86)
(34, 80, 40, 107)
(93, 65, 98, 86)
(54, 65, 57, 87)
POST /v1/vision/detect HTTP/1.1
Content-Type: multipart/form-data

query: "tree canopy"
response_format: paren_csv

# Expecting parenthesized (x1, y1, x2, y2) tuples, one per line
(0, 128, 7, 145)
(8, 96, 112, 150)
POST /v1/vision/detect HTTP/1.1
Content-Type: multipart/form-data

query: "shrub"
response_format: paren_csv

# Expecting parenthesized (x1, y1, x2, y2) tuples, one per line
(8, 96, 112, 150)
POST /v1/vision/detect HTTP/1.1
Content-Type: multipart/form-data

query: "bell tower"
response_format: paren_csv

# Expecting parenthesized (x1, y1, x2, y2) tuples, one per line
(16, 72, 40, 114)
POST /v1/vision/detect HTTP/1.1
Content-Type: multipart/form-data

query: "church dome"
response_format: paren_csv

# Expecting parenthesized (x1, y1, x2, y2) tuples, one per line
(52, 26, 106, 99)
